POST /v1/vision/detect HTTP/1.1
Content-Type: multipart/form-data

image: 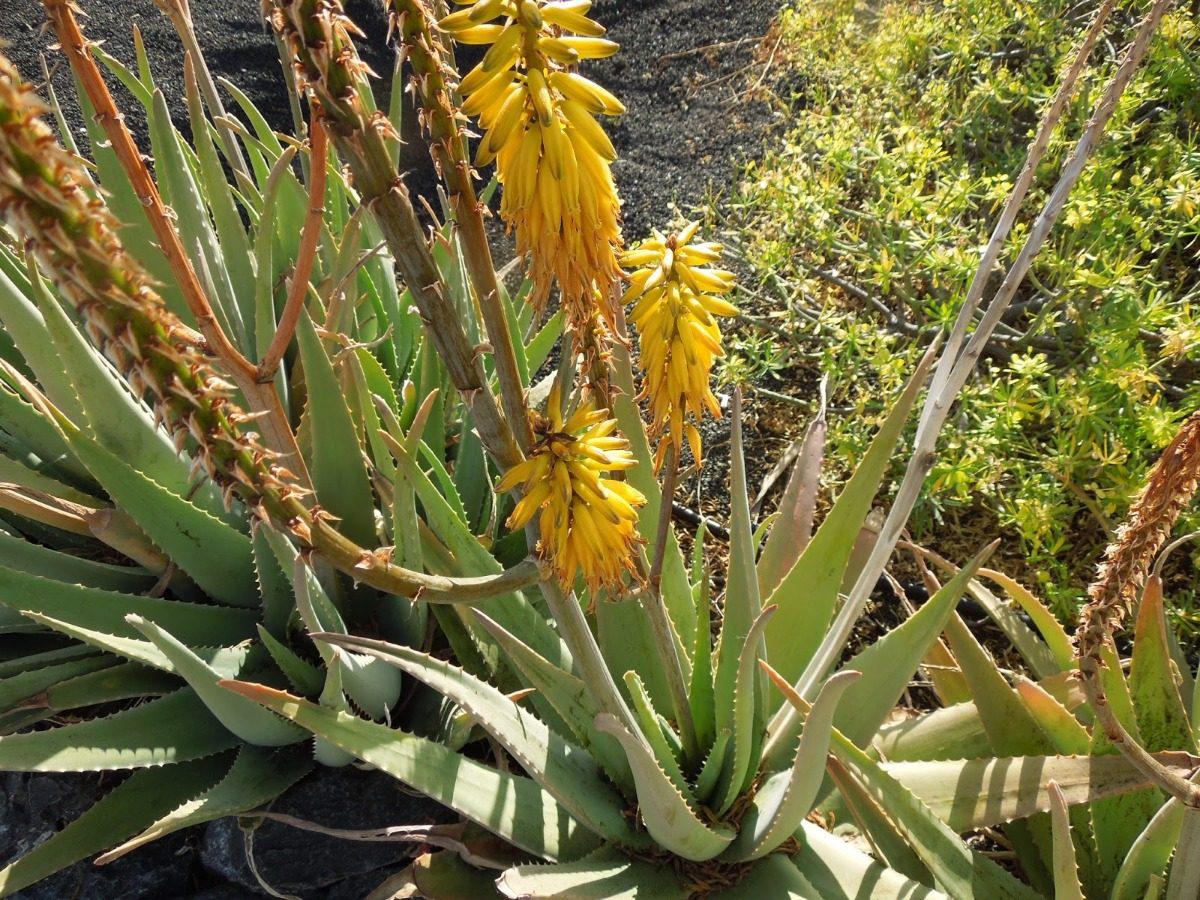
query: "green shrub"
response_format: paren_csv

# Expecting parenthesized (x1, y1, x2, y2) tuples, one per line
(725, 0, 1200, 620)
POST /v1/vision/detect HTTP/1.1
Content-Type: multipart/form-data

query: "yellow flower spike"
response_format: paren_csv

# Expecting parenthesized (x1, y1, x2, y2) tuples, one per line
(502, 396, 645, 593)
(625, 224, 737, 471)
(443, 0, 626, 399)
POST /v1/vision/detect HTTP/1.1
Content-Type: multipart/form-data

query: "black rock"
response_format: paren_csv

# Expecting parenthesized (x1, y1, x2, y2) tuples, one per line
(199, 765, 453, 899)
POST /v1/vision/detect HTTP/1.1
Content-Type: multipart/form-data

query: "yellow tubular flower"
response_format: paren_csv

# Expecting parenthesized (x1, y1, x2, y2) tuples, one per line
(499, 387, 645, 593)
(440, 0, 625, 391)
(622, 223, 738, 471)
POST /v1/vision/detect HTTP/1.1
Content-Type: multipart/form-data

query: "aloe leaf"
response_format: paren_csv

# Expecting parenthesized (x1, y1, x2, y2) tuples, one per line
(0, 688, 238, 771)
(253, 528, 294, 638)
(1047, 782, 1085, 900)
(1013, 676, 1091, 755)
(1113, 787, 1191, 900)
(20, 265, 227, 521)
(97, 744, 314, 864)
(256, 625, 323, 695)
(711, 852, 822, 899)
(42, 662, 179, 712)
(610, 354, 694, 648)
(0, 643, 95, 677)
(824, 544, 990, 752)
(757, 410, 826, 598)
(623, 670, 690, 799)
(525, 310, 565, 377)
(318, 632, 642, 847)
(127, 615, 304, 747)
(182, 62, 257, 346)
(19, 611, 250, 678)
(297, 312, 378, 547)
(0, 451, 99, 509)
(595, 713, 734, 861)
(884, 753, 1197, 832)
(977, 569, 1074, 672)
(497, 847, 687, 899)
(471, 611, 634, 794)
(1166, 807, 1200, 900)
(763, 360, 929, 693)
(0, 655, 114, 713)
(964, 577, 1059, 679)
(65, 432, 257, 606)
(793, 822, 947, 900)
(715, 604, 775, 814)
(389, 438, 570, 672)
(1130, 577, 1196, 753)
(596, 596, 674, 715)
(712, 392, 763, 752)
(0, 565, 254, 646)
(222, 681, 600, 861)
(828, 730, 1041, 899)
(0, 754, 230, 897)
(0, 379, 91, 488)
(147, 88, 247, 347)
(726, 670, 860, 861)
(692, 730, 730, 805)
(0, 530, 152, 593)
(689, 571, 716, 751)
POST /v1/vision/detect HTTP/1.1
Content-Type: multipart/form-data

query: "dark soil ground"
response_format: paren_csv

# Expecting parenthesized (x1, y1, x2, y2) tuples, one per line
(0, 0, 786, 897)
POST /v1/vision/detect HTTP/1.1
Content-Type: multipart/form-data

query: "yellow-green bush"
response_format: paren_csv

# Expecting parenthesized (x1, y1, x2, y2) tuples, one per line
(727, 0, 1200, 619)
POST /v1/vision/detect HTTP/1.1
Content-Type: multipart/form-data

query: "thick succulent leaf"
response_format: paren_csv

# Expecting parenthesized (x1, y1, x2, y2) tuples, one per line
(390, 436, 570, 672)
(97, 744, 314, 863)
(623, 670, 690, 801)
(1165, 806, 1200, 900)
(1013, 676, 1091, 755)
(41, 662, 179, 713)
(0, 452, 99, 509)
(470, 610, 633, 793)
(711, 852, 822, 899)
(825, 545, 989, 752)
(964, 577, 1058, 679)
(714, 603, 775, 814)
(182, 65, 257, 344)
(297, 312, 377, 547)
(757, 411, 826, 598)
(878, 670, 1084, 762)
(0, 688, 238, 771)
(1130, 577, 1196, 753)
(793, 822, 947, 900)
(1047, 782, 1085, 900)
(256, 625, 323, 696)
(19, 611, 250, 678)
(725, 670, 860, 861)
(0, 655, 113, 714)
(65, 432, 257, 606)
(147, 88, 246, 347)
(883, 753, 1199, 832)
(253, 528, 294, 639)
(0, 379, 92, 489)
(712, 392, 763, 751)
(221, 681, 600, 862)
(27, 264, 229, 521)
(594, 713, 734, 862)
(0, 643, 99, 677)
(1113, 788, 1190, 900)
(596, 595, 675, 715)
(127, 615, 304, 747)
(0, 566, 254, 646)
(692, 730, 730, 804)
(610, 346, 694, 648)
(0, 530, 154, 593)
(525, 310, 564, 377)
(318, 632, 642, 847)
(828, 729, 1040, 898)
(977, 568, 1074, 671)
(942, 613, 1049, 756)
(0, 754, 230, 897)
(496, 847, 687, 899)
(689, 571, 716, 751)
(763, 356, 930, 691)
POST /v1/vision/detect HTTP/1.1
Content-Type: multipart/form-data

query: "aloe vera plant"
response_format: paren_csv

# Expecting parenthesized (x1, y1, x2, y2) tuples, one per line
(0, 0, 1196, 897)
